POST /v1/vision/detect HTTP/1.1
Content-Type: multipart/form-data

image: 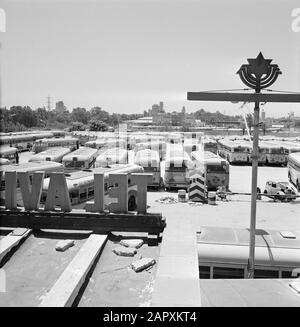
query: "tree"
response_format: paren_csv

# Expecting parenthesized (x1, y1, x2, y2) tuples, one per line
(71, 107, 90, 124)
(90, 107, 110, 123)
(89, 119, 109, 131)
(69, 121, 86, 131)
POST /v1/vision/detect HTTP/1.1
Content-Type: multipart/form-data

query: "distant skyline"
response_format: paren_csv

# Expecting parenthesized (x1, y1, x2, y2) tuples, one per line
(1, 0, 299, 118)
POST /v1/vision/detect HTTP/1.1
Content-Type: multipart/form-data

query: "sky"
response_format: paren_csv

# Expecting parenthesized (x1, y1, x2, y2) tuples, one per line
(0, 0, 299, 117)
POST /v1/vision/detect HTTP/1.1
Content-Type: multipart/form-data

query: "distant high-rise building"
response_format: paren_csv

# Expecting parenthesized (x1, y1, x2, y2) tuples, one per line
(55, 101, 67, 113)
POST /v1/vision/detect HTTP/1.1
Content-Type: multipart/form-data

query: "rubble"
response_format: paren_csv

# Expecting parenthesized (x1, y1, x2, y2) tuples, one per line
(113, 246, 137, 257)
(120, 239, 144, 249)
(131, 257, 156, 272)
(55, 240, 75, 252)
(156, 196, 178, 204)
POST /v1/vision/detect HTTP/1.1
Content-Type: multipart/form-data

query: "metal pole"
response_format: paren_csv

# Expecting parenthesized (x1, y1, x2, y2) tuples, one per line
(247, 100, 260, 278)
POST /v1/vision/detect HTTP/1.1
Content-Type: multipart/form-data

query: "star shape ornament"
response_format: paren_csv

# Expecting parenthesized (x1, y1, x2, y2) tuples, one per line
(247, 52, 272, 79)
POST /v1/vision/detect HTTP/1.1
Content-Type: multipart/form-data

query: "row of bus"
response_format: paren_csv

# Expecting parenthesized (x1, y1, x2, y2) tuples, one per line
(1, 148, 299, 211)
(217, 139, 300, 166)
(0, 130, 66, 151)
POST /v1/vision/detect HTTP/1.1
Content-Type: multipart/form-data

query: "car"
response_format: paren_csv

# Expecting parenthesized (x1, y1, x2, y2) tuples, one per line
(263, 181, 297, 201)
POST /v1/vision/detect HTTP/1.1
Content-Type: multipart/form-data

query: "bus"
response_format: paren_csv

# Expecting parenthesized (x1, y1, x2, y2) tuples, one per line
(134, 149, 162, 188)
(0, 132, 54, 151)
(32, 137, 79, 153)
(0, 146, 19, 163)
(85, 139, 107, 150)
(201, 138, 218, 154)
(29, 147, 71, 163)
(96, 148, 128, 167)
(183, 139, 200, 155)
(198, 226, 300, 279)
(260, 142, 286, 166)
(62, 147, 99, 169)
(190, 151, 230, 191)
(134, 141, 167, 160)
(287, 152, 300, 191)
(164, 151, 193, 190)
(0, 161, 64, 205)
(218, 139, 249, 164)
(40, 164, 144, 210)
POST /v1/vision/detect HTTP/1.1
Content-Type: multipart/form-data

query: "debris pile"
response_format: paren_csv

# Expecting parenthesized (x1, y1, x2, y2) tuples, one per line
(156, 196, 178, 204)
(112, 238, 155, 272)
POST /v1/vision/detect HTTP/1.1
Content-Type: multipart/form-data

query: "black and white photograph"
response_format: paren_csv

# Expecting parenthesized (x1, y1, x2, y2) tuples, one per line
(0, 0, 300, 312)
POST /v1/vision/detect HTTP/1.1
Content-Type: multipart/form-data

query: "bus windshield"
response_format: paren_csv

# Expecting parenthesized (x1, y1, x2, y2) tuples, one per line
(206, 164, 227, 173)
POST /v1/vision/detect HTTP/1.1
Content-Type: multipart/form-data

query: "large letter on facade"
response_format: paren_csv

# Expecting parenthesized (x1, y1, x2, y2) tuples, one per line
(5, 171, 17, 209)
(18, 171, 44, 210)
(131, 174, 152, 214)
(108, 173, 128, 213)
(45, 172, 71, 212)
(85, 173, 104, 212)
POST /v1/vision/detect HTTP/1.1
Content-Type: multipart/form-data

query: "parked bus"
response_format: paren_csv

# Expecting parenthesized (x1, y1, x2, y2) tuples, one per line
(96, 148, 128, 167)
(62, 147, 99, 169)
(29, 147, 71, 163)
(260, 142, 286, 166)
(134, 141, 167, 160)
(32, 137, 79, 153)
(164, 151, 193, 190)
(287, 152, 300, 191)
(190, 151, 230, 191)
(183, 139, 200, 155)
(0, 146, 19, 164)
(85, 139, 107, 150)
(0, 132, 54, 151)
(198, 226, 300, 279)
(41, 164, 144, 210)
(134, 149, 162, 188)
(218, 139, 249, 164)
(201, 138, 218, 154)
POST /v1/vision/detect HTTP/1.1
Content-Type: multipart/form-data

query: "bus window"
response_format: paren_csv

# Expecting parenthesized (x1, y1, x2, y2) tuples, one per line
(88, 187, 94, 197)
(281, 271, 293, 278)
(80, 190, 87, 200)
(199, 266, 210, 279)
(213, 267, 245, 279)
(70, 190, 79, 198)
(254, 269, 279, 279)
(75, 161, 85, 168)
(64, 161, 74, 168)
(206, 164, 227, 173)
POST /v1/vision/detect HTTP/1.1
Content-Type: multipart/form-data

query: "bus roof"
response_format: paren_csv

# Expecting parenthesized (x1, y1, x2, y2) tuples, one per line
(34, 137, 78, 143)
(0, 146, 18, 155)
(62, 147, 98, 161)
(29, 147, 71, 160)
(197, 226, 300, 268)
(288, 151, 300, 162)
(134, 149, 160, 166)
(97, 148, 127, 158)
(0, 161, 63, 173)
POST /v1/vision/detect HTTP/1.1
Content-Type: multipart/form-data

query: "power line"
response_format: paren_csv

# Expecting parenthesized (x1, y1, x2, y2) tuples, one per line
(46, 96, 51, 111)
